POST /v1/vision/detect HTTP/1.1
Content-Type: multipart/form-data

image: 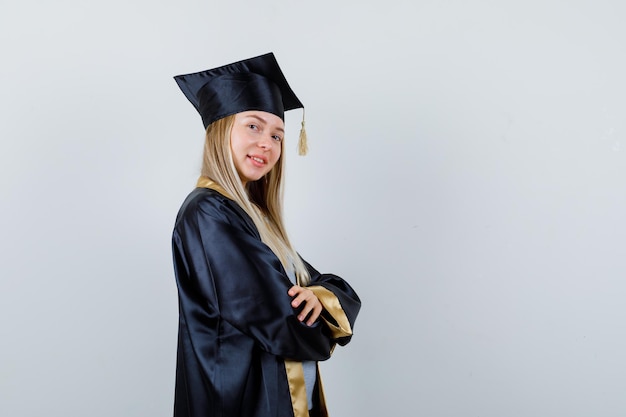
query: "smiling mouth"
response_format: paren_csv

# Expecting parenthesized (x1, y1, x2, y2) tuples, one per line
(249, 156, 266, 164)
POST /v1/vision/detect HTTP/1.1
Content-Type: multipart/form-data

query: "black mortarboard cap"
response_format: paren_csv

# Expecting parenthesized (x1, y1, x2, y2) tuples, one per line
(174, 52, 304, 129)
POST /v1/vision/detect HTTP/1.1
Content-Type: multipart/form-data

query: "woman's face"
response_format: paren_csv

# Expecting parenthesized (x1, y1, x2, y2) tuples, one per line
(230, 110, 284, 186)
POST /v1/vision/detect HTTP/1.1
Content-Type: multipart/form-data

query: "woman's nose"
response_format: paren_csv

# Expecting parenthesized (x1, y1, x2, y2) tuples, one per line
(258, 134, 274, 149)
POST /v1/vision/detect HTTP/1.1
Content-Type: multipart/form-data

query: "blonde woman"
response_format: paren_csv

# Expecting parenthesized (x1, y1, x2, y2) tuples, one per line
(172, 53, 361, 417)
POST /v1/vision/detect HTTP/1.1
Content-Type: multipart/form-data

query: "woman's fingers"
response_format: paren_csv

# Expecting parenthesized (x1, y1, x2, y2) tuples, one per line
(288, 285, 322, 326)
(304, 302, 323, 326)
(288, 285, 305, 306)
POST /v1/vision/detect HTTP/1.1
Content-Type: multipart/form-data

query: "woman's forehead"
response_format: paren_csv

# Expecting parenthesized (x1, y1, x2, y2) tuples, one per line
(236, 111, 285, 130)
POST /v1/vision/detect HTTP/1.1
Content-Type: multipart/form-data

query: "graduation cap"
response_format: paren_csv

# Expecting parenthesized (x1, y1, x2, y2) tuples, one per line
(174, 52, 308, 155)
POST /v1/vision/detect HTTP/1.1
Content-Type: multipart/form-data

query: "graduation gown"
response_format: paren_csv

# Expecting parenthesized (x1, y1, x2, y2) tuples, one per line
(172, 185, 361, 417)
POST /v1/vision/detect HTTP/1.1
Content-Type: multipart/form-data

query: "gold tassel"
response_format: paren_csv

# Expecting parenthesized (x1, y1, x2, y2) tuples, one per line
(297, 109, 308, 156)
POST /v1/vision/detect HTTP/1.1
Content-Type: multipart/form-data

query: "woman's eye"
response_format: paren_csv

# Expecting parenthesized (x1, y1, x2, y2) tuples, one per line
(272, 135, 283, 142)
(248, 124, 258, 130)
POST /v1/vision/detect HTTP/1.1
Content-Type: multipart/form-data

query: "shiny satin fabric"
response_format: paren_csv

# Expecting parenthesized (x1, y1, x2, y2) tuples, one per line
(285, 360, 308, 417)
(172, 187, 361, 417)
(196, 73, 284, 129)
(174, 52, 304, 129)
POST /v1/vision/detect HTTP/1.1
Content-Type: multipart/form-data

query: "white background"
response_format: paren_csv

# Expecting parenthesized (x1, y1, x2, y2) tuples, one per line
(1, 0, 625, 416)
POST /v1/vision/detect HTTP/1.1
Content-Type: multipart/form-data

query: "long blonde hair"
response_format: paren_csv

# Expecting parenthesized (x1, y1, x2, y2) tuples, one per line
(200, 115, 310, 285)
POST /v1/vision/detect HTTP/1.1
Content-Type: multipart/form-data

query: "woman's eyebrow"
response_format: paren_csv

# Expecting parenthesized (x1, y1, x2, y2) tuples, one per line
(246, 114, 285, 133)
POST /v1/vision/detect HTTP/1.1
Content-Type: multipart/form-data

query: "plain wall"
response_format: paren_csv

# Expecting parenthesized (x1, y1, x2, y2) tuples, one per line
(1, 0, 625, 416)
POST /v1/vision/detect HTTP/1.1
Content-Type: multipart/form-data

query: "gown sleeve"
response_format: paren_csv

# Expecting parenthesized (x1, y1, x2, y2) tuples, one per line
(173, 190, 337, 361)
(304, 259, 361, 347)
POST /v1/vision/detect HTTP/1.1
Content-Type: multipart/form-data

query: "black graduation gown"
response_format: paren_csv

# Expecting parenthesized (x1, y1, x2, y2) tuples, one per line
(172, 187, 361, 417)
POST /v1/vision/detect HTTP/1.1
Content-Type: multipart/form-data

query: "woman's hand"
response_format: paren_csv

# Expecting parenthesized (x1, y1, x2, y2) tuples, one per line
(288, 285, 323, 326)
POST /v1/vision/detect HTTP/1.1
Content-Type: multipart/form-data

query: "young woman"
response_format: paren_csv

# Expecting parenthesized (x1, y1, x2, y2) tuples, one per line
(171, 53, 361, 417)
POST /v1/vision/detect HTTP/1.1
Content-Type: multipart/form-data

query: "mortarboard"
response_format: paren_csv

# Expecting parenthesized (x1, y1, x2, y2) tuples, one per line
(174, 52, 308, 154)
